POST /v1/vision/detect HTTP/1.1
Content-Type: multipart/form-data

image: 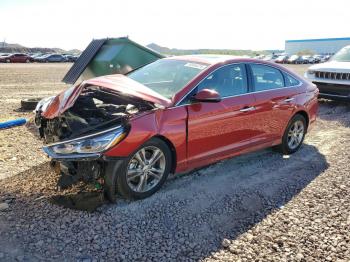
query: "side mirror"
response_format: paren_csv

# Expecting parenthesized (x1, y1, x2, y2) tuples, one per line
(192, 89, 221, 103)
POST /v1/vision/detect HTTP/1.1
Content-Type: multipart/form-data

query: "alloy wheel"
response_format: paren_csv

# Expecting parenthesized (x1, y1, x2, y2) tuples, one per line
(126, 146, 166, 193)
(287, 120, 305, 150)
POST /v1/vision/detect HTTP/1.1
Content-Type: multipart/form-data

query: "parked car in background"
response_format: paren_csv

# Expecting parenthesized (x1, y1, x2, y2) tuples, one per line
(35, 55, 319, 200)
(0, 53, 33, 63)
(33, 54, 49, 62)
(35, 54, 66, 62)
(305, 45, 350, 101)
(312, 55, 323, 63)
(302, 55, 316, 64)
(262, 54, 280, 62)
(323, 55, 332, 62)
(275, 55, 289, 64)
(63, 54, 78, 62)
(30, 53, 44, 59)
(254, 55, 265, 60)
(34, 54, 54, 62)
(287, 55, 304, 64)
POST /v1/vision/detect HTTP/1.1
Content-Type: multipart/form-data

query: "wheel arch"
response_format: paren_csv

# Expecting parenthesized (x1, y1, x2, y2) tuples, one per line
(104, 134, 178, 202)
(151, 135, 177, 174)
(293, 110, 310, 131)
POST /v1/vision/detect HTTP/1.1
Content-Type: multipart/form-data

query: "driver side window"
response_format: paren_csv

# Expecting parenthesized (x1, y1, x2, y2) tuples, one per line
(197, 64, 248, 98)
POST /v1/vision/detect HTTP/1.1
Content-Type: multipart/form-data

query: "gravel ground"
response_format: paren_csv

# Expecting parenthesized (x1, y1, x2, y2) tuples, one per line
(0, 64, 349, 261)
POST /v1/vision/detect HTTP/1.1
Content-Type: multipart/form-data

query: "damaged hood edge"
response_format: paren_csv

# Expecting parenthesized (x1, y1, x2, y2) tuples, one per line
(41, 74, 172, 119)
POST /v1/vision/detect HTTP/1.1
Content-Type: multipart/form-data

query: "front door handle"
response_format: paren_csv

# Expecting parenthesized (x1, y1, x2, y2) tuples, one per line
(284, 97, 295, 102)
(240, 106, 256, 112)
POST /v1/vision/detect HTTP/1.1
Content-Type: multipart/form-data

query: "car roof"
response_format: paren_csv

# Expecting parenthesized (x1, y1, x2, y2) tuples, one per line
(165, 54, 247, 65)
(165, 54, 303, 82)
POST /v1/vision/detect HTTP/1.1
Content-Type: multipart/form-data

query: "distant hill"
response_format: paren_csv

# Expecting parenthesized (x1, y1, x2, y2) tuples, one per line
(0, 42, 81, 55)
(146, 43, 283, 56)
(0, 41, 282, 56)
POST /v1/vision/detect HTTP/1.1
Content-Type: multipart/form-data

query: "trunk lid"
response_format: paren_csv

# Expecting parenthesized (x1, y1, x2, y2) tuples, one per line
(62, 37, 164, 85)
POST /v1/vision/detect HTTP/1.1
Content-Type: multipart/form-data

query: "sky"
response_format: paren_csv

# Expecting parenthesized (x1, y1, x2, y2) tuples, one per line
(0, 0, 349, 51)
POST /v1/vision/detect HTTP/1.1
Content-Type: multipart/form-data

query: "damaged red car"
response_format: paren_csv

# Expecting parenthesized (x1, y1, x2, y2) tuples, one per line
(35, 55, 319, 200)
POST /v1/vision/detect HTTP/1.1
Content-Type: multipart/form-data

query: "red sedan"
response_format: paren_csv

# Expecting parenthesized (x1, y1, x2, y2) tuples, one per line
(0, 53, 33, 63)
(35, 55, 319, 200)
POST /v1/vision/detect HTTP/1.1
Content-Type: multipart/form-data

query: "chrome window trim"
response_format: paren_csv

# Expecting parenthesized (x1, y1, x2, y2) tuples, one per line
(173, 62, 302, 107)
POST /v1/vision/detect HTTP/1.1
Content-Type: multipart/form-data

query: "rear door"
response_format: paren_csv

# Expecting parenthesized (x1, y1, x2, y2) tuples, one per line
(248, 63, 302, 143)
(185, 63, 259, 167)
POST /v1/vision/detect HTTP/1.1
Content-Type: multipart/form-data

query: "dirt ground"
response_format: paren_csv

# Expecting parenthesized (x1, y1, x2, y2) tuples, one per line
(0, 63, 69, 180)
(0, 63, 349, 261)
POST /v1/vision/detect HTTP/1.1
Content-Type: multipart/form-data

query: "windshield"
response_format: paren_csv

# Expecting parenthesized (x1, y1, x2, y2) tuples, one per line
(127, 59, 208, 98)
(332, 46, 350, 62)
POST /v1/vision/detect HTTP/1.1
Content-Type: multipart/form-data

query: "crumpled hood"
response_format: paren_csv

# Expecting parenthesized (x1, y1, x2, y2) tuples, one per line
(309, 61, 350, 73)
(41, 74, 172, 119)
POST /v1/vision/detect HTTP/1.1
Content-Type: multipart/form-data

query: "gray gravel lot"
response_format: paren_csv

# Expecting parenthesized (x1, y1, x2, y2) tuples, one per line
(0, 64, 349, 261)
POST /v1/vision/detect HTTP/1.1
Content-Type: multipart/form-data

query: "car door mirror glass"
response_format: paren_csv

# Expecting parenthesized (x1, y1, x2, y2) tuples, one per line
(192, 89, 221, 103)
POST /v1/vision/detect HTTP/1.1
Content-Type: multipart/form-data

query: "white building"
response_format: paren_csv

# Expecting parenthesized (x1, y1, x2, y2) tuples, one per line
(285, 37, 350, 55)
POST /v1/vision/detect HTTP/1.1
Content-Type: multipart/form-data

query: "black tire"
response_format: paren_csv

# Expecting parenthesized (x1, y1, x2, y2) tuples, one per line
(104, 138, 172, 201)
(20, 98, 42, 111)
(277, 114, 307, 155)
(6, 59, 10, 63)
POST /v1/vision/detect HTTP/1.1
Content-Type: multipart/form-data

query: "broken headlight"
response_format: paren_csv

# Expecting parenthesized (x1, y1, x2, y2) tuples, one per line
(46, 126, 126, 155)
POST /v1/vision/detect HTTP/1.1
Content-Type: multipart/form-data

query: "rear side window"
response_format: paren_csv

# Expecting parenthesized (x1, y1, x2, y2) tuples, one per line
(197, 64, 248, 97)
(285, 74, 300, 87)
(250, 64, 284, 91)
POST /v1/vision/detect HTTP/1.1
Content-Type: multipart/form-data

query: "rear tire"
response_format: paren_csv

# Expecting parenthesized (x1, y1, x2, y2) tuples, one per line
(277, 114, 307, 155)
(104, 138, 172, 201)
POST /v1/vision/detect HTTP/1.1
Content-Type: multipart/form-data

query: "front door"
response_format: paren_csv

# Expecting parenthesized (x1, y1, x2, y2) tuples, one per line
(185, 63, 259, 167)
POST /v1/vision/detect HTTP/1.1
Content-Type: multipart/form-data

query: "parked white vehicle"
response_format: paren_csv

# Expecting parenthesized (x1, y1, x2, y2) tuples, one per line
(305, 45, 350, 100)
(302, 55, 316, 64)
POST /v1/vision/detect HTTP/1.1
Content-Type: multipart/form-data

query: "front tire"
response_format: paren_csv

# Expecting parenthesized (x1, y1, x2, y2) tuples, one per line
(105, 138, 172, 201)
(278, 114, 306, 155)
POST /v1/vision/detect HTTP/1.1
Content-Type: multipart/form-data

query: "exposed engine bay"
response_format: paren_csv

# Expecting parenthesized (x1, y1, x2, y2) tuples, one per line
(35, 85, 154, 144)
(34, 85, 155, 193)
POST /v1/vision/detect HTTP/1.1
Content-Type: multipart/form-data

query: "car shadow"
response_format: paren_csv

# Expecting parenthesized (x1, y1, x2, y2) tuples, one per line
(0, 142, 328, 261)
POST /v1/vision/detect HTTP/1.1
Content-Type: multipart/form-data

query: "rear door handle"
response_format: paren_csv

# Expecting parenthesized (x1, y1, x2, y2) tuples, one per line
(239, 106, 256, 112)
(284, 97, 295, 102)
